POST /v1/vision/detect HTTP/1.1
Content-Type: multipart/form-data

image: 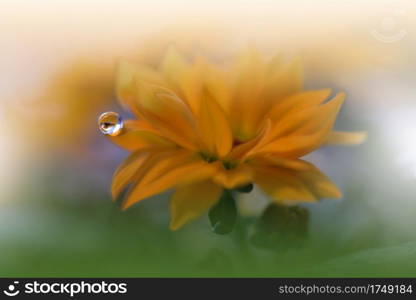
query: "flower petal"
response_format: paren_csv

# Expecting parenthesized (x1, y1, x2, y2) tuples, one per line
(204, 64, 232, 113)
(228, 119, 271, 160)
(122, 151, 216, 209)
(115, 150, 174, 201)
(267, 89, 331, 121)
(254, 162, 341, 203)
(258, 93, 345, 158)
(298, 163, 343, 199)
(170, 180, 222, 230)
(111, 151, 149, 200)
(253, 155, 314, 171)
(228, 55, 303, 141)
(178, 56, 208, 114)
(228, 48, 266, 141)
(116, 60, 166, 115)
(213, 164, 253, 189)
(108, 120, 176, 151)
(196, 94, 233, 157)
(261, 57, 303, 105)
(325, 131, 367, 145)
(255, 166, 316, 203)
(159, 45, 190, 90)
(134, 80, 197, 149)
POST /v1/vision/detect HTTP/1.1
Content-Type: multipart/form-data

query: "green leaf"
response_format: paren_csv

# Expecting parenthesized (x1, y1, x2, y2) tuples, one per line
(208, 190, 237, 234)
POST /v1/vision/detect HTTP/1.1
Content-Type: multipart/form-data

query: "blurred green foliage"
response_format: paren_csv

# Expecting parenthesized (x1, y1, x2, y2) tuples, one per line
(1, 190, 416, 277)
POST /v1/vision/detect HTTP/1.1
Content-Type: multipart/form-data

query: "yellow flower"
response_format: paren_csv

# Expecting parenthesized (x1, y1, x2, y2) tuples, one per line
(107, 47, 366, 230)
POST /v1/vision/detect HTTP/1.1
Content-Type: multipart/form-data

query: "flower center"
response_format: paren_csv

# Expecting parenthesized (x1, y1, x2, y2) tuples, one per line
(232, 139, 243, 147)
(200, 152, 218, 163)
(200, 152, 238, 170)
(222, 160, 237, 170)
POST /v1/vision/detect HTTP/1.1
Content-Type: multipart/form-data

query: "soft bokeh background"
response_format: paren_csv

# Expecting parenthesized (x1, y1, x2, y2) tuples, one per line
(1, 0, 416, 276)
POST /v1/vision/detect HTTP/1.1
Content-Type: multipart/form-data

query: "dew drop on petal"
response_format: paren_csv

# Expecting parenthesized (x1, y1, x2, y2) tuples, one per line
(98, 112, 123, 136)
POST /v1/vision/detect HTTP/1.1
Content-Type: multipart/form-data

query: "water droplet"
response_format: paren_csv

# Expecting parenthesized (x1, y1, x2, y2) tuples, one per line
(98, 112, 123, 136)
